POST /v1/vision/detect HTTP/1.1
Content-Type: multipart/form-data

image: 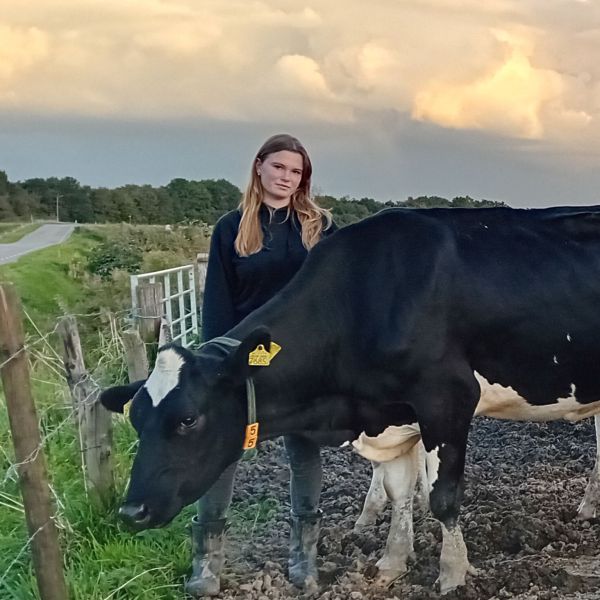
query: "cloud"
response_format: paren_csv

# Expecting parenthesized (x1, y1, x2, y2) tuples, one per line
(0, 0, 599, 156)
(412, 29, 564, 138)
(275, 54, 332, 97)
(132, 21, 222, 57)
(0, 24, 49, 80)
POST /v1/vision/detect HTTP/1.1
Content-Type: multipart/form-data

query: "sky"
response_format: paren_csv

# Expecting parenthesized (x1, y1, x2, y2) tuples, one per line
(1, 0, 599, 207)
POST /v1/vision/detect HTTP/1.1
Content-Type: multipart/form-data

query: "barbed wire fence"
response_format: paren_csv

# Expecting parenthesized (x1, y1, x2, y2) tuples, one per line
(0, 282, 165, 600)
(0, 258, 209, 600)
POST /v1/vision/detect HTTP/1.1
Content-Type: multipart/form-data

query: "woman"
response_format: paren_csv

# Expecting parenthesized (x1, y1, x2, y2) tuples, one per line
(186, 133, 337, 596)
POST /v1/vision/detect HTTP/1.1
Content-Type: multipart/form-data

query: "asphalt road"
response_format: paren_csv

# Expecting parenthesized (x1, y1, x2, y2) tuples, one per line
(0, 223, 75, 265)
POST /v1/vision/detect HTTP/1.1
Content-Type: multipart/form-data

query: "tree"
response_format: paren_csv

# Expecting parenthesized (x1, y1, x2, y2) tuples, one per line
(0, 195, 16, 220)
(0, 171, 9, 195)
(1, 171, 508, 225)
(21, 177, 61, 218)
(91, 188, 118, 223)
(112, 187, 140, 223)
(9, 186, 40, 219)
(202, 179, 241, 223)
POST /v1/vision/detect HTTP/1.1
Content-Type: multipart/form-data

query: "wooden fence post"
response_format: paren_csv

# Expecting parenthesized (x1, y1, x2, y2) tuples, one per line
(197, 252, 209, 307)
(122, 329, 149, 382)
(0, 283, 68, 600)
(197, 252, 209, 339)
(136, 282, 163, 343)
(59, 315, 114, 508)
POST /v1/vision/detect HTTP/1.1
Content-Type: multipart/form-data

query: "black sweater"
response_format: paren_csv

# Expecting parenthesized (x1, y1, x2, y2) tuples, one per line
(201, 205, 337, 341)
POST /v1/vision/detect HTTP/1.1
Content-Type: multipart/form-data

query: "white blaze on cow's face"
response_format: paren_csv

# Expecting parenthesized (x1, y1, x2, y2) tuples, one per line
(144, 348, 185, 408)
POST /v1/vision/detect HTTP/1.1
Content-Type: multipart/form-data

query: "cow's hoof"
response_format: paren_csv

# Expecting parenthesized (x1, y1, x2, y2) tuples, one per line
(374, 569, 407, 588)
(353, 516, 376, 531)
(577, 500, 596, 520)
(374, 562, 408, 588)
(435, 573, 465, 596)
(435, 563, 476, 594)
(290, 574, 318, 594)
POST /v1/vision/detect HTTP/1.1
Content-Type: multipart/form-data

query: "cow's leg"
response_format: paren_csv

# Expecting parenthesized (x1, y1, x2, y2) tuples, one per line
(374, 444, 419, 586)
(424, 442, 471, 594)
(578, 414, 600, 519)
(355, 461, 388, 530)
(415, 441, 430, 511)
(417, 373, 478, 595)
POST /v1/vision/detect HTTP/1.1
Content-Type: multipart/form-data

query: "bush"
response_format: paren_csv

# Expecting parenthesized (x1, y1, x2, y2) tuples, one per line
(86, 241, 143, 279)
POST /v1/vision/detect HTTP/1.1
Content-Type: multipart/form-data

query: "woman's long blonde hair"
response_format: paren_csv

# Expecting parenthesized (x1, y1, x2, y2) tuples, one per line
(235, 133, 333, 257)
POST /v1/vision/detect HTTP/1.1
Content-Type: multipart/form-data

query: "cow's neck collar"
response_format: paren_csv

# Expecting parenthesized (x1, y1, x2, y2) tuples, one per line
(198, 336, 260, 451)
(198, 336, 241, 354)
(243, 377, 259, 451)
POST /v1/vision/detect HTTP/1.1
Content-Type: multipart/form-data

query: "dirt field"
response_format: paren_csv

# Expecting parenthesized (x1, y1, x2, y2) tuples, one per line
(215, 418, 600, 600)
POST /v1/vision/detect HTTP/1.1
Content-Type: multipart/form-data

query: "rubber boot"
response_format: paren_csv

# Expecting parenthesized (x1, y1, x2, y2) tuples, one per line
(185, 517, 226, 597)
(288, 510, 321, 589)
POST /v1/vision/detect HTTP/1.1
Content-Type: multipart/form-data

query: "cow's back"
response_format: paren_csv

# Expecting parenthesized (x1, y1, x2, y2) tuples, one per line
(244, 206, 600, 410)
(440, 206, 600, 407)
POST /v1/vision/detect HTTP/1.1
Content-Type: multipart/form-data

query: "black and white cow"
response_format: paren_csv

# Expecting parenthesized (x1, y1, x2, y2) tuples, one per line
(102, 206, 600, 593)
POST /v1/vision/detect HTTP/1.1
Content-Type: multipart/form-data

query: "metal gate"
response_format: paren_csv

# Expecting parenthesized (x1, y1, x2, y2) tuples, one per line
(130, 264, 198, 347)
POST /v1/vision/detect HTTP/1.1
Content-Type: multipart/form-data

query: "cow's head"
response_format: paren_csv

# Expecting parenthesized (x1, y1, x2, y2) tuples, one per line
(101, 327, 270, 530)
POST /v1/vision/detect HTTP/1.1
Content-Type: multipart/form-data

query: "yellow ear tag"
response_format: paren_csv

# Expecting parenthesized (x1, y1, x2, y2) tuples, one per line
(243, 422, 259, 449)
(123, 401, 131, 417)
(248, 342, 282, 366)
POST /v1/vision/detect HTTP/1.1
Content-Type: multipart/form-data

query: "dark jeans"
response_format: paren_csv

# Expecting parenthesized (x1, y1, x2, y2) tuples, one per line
(197, 434, 322, 522)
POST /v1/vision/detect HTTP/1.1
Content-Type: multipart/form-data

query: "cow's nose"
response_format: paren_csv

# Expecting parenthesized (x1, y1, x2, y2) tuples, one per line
(119, 503, 150, 527)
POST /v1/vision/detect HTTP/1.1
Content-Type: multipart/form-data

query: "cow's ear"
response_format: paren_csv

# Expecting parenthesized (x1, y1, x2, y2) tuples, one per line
(225, 326, 272, 381)
(100, 380, 146, 413)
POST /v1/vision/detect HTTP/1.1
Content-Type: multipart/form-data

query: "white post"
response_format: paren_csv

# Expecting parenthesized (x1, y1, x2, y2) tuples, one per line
(189, 267, 199, 342)
(163, 273, 173, 338)
(177, 269, 186, 345)
(130, 275, 139, 317)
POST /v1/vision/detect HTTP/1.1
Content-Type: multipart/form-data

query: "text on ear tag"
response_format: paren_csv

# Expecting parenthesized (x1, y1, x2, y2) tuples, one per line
(248, 342, 282, 366)
(243, 422, 259, 449)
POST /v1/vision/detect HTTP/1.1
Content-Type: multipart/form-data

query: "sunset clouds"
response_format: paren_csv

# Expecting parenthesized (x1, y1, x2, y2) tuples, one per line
(1, 0, 600, 204)
(2, 0, 599, 149)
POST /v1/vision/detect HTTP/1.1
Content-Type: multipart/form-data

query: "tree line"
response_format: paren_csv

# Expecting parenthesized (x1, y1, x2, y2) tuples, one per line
(0, 170, 506, 227)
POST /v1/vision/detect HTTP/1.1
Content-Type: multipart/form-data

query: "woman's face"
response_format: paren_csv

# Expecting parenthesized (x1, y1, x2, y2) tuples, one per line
(256, 150, 304, 207)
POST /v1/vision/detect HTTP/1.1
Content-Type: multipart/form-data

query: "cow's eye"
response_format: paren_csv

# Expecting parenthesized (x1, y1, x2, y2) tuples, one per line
(176, 414, 205, 436)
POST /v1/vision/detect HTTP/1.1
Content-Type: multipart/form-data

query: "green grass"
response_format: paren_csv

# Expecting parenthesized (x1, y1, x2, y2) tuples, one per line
(0, 368, 279, 599)
(0, 229, 99, 329)
(0, 223, 43, 244)
(0, 375, 193, 600)
(0, 224, 278, 599)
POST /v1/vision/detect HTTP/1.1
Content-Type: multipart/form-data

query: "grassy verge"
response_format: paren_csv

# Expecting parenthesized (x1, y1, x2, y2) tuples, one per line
(0, 223, 278, 599)
(0, 228, 99, 330)
(0, 223, 43, 244)
(0, 361, 278, 599)
(0, 367, 196, 600)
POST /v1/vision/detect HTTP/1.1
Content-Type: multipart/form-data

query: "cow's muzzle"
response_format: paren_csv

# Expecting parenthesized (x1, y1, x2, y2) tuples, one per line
(119, 503, 151, 530)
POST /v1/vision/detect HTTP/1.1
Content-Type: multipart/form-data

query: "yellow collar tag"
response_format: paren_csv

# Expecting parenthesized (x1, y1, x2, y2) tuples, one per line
(243, 422, 259, 449)
(248, 342, 281, 366)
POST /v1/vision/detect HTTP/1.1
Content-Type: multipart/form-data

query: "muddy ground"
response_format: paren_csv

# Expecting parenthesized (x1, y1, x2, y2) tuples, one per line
(211, 418, 600, 599)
